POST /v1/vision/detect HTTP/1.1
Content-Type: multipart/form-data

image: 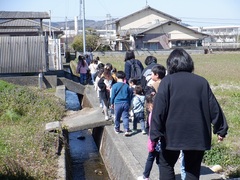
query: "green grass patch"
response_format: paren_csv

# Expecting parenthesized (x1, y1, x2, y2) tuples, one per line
(0, 81, 65, 179)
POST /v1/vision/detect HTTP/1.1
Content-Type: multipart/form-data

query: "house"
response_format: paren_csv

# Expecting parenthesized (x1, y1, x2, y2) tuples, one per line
(114, 6, 208, 51)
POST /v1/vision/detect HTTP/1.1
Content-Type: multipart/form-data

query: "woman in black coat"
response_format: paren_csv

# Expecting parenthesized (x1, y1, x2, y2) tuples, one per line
(150, 48, 228, 180)
(124, 50, 144, 84)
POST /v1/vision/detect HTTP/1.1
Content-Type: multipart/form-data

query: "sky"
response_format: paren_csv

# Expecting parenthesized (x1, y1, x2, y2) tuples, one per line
(1, 0, 240, 27)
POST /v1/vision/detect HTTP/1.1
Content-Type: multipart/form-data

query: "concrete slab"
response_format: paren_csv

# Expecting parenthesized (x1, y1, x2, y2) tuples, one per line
(62, 107, 113, 132)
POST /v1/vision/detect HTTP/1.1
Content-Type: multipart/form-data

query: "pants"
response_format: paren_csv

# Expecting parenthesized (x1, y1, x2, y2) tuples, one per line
(133, 111, 145, 131)
(158, 150, 204, 180)
(114, 102, 130, 132)
(143, 150, 159, 178)
(80, 73, 87, 85)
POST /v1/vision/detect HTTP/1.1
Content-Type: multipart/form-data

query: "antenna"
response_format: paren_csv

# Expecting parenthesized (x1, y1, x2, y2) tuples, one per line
(146, 0, 148, 6)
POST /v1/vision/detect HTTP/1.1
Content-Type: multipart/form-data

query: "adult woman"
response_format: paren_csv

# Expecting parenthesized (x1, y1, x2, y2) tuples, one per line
(124, 50, 144, 84)
(150, 48, 228, 180)
(76, 55, 89, 85)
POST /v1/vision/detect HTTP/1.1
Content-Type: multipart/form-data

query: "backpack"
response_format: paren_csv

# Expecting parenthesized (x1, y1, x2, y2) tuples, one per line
(128, 59, 142, 80)
(142, 69, 152, 86)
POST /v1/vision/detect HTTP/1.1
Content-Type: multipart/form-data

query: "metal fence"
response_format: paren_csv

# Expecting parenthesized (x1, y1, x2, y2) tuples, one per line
(0, 36, 48, 74)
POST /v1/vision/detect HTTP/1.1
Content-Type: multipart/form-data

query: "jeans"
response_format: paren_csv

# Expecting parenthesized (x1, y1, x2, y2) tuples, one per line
(143, 150, 159, 178)
(133, 111, 145, 130)
(80, 73, 87, 85)
(158, 149, 204, 180)
(114, 102, 130, 131)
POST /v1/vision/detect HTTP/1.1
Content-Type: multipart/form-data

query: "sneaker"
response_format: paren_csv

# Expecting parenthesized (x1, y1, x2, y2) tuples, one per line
(132, 129, 137, 133)
(124, 130, 132, 137)
(137, 175, 149, 180)
(142, 130, 147, 135)
(114, 129, 121, 134)
(105, 116, 109, 120)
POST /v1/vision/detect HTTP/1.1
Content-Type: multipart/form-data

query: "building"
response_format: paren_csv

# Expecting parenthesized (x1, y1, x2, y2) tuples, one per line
(114, 6, 207, 51)
(0, 11, 63, 73)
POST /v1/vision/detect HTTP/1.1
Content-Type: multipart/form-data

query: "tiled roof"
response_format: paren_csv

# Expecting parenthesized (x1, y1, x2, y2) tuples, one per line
(0, 11, 50, 19)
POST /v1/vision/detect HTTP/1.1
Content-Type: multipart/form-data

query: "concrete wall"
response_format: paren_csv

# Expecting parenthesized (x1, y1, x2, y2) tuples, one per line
(92, 126, 142, 180)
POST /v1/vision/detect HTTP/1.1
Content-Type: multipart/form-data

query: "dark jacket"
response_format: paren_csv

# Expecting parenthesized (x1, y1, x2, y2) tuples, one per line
(124, 59, 144, 83)
(150, 72, 228, 151)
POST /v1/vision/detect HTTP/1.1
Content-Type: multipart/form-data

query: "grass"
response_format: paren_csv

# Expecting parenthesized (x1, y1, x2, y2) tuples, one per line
(0, 81, 65, 179)
(99, 51, 240, 178)
(0, 51, 239, 179)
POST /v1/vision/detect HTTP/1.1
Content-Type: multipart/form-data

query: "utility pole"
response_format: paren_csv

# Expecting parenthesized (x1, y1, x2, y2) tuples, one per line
(79, 0, 82, 34)
(65, 16, 68, 51)
(81, 0, 86, 54)
(49, 10, 51, 38)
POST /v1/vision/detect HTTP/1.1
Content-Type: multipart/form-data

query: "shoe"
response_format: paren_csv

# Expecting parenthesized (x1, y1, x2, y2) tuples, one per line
(124, 130, 132, 137)
(114, 129, 121, 134)
(137, 175, 149, 180)
(142, 130, 147, 135)
(132, 129, 137, 133)
(105, 116, 109, 120)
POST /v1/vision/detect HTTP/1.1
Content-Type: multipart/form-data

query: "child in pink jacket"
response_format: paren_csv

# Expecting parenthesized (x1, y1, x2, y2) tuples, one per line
(138, 93, 159, 180)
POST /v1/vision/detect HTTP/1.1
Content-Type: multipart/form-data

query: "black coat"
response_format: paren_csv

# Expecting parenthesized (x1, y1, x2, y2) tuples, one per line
(150, 72, 228, 151)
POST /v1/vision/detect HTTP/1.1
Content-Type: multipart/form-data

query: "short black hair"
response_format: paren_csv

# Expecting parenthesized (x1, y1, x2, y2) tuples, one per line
(116, 71, 126, 79)
(97, 63, 105, 70)
(128, 78, 138, 85)
(152, 64, 166, 79)
(167, 48, 194, 74)
(145, 56, 157, 66)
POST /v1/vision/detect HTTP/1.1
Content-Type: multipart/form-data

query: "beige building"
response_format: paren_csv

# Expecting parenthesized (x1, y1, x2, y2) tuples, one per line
(114, 6, 208, 50)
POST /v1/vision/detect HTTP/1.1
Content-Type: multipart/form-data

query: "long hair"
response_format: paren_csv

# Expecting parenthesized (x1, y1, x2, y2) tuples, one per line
(166, 48, 194, 74)
(78, 55, 86, 67)
(124, 50, 135, 61)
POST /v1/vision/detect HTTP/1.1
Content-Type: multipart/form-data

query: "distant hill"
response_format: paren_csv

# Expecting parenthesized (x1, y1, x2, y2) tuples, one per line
(51, 19, 115, 30)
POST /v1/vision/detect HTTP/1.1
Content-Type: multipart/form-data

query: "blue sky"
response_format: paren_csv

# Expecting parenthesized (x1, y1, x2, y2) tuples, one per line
(1, 0, 240, 27)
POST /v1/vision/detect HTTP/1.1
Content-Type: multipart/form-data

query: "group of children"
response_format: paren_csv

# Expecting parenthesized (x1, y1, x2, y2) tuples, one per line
(88, 57, 171, 179)
(76, 55, 101, 85)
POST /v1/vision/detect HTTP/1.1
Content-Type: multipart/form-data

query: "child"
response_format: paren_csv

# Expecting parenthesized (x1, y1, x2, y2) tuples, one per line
(130, 85, 146, 134)
(110, 71, 132, 136)
(150, 64, 166, 92)
(128, 78, 138, 122)
(88, 59, 98, 84)
(95, 68, 104, 108)
(98, 68, 116, 120)
(138, 93, 158, 180)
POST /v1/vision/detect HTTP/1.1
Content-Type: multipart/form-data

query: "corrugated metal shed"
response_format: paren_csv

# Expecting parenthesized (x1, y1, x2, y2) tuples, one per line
(0, 36, 48, 73)
(0, 11, 50, 19)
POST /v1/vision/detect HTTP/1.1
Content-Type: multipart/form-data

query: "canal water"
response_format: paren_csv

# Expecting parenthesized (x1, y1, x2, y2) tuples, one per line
(66, 90, 110, 180)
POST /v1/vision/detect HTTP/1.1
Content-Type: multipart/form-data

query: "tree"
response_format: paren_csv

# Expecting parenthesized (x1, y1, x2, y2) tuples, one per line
(71, 34, 99, 52)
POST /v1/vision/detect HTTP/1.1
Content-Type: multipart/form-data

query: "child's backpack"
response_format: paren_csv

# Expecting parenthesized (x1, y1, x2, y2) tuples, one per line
(128, 59, 142, 80)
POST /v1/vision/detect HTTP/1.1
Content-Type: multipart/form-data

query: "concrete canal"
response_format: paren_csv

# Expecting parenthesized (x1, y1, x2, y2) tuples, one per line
(66, 90, 110, 179)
